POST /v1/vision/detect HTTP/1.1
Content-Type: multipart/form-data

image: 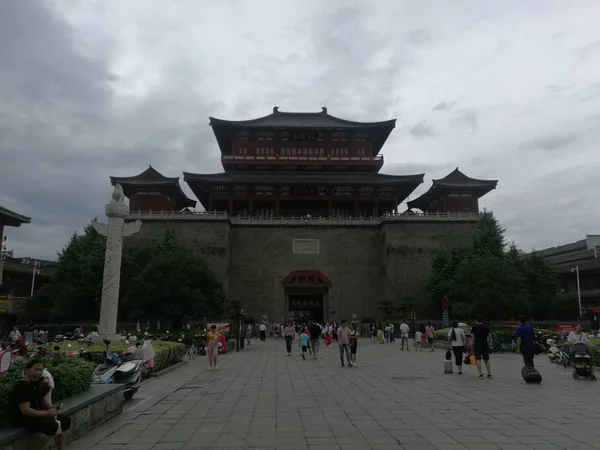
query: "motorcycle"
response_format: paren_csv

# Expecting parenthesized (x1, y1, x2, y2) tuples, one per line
(92, 339, 143, 400)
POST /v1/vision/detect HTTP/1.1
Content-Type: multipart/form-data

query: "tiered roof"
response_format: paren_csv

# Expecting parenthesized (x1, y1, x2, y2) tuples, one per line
(0, 205, 31, 227)
(209, 107, 396, 155)
(184, 171, 424, 209)
(407, 168, 497, 211)
(110, 165, 196, 210)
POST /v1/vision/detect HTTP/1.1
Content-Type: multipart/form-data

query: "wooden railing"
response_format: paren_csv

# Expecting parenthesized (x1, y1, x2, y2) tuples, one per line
(127, 210, 486, 224)
(221, 154, 384, 165)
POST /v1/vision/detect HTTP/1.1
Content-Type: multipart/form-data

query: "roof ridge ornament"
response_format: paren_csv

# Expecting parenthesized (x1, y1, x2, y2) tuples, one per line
(273, 106, 279, 113)
(321, 107, 327, 114)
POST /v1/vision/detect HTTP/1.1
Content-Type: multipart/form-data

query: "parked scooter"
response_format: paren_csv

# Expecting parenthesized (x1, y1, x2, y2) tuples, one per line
(547, 339, 570, 367)
(92, 339, 143, 400)
(126, 340, 156, 379)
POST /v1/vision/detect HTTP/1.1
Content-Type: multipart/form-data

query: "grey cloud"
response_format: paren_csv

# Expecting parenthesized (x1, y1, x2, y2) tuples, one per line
(409, 121, 435, 139)
(451, 110, 478, 131)
(433, 101, 456, 111)
(579, 40, 600, 62)
(488, 163, 600, 251)
(0, 0, 220, 260)
(303, 4, 415, 117)
(405, 29, 432, 48)
(519, 133, 577, 152)
(383, 161, 448, 177)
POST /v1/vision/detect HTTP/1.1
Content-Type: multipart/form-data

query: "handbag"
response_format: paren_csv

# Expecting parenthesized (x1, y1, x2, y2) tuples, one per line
(463, 355, 470, 365)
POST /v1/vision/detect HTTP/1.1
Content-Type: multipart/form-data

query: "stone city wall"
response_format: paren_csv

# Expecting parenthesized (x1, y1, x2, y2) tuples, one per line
(125, 220, 478, 320)
(124, 220, 232, 293)
(381, 221, 477, 312)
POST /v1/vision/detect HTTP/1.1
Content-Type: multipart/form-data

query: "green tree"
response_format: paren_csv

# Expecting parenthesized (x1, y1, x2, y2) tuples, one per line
(121, 230, 226, 329)
(425, 213, 557, 320)
(27, 222, 108, 322)
(520, 252, 559, 319)
(471, 212, 506, 258)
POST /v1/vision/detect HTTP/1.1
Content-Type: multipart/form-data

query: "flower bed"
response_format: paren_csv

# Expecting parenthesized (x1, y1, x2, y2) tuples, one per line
(42, 340, 186, 373)
(0, 357, 94, 426)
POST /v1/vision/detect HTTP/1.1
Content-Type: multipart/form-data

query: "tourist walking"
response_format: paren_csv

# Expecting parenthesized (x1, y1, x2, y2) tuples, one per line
(324, 327, 332, 347)
(448, 321, 466, 374)
(384, 323, 391, 343)
(206, 325, 220, 370)
(349, 323, 359, 366)
(389, 322, 395, 343)
(400, 320, 410, 350)
(283, 322, 295, 355)
(415, 328, 423, 351)
(259, 323, 267, 342)
(371, 324, 377, 343)
(425, 322, 435, 351)
(471, 316, 492, 378)
(515, 316, 536, 368)
(299, 329, 309, 360)
(308, 321, 322, 359)
(337, 320, 353, 367)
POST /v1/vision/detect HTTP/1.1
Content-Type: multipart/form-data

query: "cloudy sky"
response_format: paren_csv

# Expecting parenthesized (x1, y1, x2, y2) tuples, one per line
(1, 0, 599, 260)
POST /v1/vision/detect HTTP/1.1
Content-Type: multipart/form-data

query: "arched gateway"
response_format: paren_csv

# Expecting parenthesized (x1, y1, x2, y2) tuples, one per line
(282, 270, 331, 323)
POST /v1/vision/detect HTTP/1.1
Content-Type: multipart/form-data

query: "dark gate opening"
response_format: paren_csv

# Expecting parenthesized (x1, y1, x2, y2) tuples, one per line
(288, 294, 324, 323)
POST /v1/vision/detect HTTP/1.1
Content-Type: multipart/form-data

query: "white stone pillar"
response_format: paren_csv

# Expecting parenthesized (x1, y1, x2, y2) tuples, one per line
(92, 184, 141, 343)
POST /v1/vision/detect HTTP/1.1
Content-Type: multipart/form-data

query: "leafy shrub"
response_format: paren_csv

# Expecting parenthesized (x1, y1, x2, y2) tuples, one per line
(154, 342, 185, 371)
(0, 357, 94, 426)
(36, 340, 186, 373)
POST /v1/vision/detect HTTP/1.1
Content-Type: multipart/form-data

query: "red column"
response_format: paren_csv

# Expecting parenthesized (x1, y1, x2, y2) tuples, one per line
(373, 201, 379, 217)
(228, 198, 233, 215)
(275, 199, 280, 217)
(249, 198, 254, 216)
(327, 199, 332, 216)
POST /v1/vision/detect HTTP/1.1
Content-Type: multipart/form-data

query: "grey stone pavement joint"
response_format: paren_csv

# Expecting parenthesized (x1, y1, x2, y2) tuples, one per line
(70, 339, 600, 450)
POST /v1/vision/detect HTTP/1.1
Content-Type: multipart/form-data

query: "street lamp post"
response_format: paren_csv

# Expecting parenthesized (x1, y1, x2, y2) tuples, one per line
(571, 266, 583, 322)
(30, 261, 40, 297)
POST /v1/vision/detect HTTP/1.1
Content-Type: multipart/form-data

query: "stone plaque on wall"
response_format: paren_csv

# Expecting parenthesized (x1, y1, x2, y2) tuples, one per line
(293, 239, 320, 255)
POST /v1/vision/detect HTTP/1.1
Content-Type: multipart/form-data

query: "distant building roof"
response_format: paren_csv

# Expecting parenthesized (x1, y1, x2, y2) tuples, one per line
(533, 237, 598, 268)
(407, 168, 498, 211)
(0, 205, 31, 228)
(110, 165, 196, 210)
(209, 107, 396, 155)
(1, 256, 56, 277)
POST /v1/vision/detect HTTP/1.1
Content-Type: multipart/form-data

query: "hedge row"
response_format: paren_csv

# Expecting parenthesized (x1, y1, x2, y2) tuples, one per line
(0, 357, 94, 426)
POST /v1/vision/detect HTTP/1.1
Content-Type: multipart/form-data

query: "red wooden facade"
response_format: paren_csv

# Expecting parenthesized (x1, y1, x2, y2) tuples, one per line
(183, 107, 424, 217)
(407, 168, 497, 214)
(113, 110, 498, 217)
(110, 166, 196, 212)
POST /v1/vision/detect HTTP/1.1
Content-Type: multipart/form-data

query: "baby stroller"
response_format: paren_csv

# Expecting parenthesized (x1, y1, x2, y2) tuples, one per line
(571, 342, 596, 381)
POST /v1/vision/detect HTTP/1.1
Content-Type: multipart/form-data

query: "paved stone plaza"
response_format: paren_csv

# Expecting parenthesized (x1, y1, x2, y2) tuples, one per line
(71, 339, 600, 450)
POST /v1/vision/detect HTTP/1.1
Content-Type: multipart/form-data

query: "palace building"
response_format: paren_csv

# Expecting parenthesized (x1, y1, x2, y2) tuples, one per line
(112, 107, 498, 322)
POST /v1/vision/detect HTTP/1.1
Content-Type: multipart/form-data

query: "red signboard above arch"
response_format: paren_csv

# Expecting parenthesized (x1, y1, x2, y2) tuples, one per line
(281, 270, 332, 288)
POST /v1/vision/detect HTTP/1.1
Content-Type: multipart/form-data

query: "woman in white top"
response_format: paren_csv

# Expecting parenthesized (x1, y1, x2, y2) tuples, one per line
(567, 324, 589, 345)
(447, 321, 466, 374)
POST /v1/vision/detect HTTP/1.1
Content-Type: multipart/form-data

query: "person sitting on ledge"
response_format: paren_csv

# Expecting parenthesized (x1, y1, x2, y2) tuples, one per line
(11, 359, 71, 450)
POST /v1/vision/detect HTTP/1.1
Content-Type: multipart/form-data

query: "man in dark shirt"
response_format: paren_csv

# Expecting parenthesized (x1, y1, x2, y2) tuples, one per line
(471, 316, 492, 379)
(515, 316, 536, 368)
(308, 321, 322, 359)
